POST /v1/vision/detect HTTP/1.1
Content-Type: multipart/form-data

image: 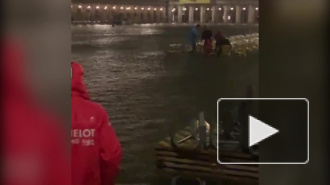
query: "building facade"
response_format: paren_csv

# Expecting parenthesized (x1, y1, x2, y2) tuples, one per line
(71, 0, 258, 24)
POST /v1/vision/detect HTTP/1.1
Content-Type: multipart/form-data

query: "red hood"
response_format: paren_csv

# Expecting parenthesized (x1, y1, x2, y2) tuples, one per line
(71, 62, 90, 100)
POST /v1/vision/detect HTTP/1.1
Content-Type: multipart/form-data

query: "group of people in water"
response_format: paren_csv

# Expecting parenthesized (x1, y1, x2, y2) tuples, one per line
(189, 24, 231, 56)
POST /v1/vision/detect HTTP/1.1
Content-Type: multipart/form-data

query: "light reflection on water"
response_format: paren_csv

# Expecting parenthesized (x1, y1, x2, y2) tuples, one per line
(72, 24, 259, 184)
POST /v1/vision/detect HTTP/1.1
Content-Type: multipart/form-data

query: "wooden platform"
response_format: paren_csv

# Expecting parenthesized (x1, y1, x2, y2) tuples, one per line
(156, 127, 259, 185)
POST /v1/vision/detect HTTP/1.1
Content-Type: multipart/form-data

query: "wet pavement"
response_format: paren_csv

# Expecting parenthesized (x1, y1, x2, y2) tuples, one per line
(72, 24, 259, 184)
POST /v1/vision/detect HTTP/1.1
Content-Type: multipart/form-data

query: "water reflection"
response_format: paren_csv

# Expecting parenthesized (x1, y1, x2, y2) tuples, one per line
(72, 24, 259, 184)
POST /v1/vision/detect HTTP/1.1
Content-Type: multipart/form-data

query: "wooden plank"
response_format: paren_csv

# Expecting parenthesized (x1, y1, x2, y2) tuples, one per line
(156, 156, 215, 167)
(156, 149, 257, 162)
(156, 156, 258, 172)
(225, 164, 259, 172)
(160, 161, 212, 173)
(156, 150, 212, 161)
(157, 144, 256, 160)
(158, 168, 258, 184)
(159, 161, 258, 179)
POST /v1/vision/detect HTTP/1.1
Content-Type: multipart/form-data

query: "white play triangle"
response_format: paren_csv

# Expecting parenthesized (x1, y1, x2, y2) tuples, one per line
(249, 115, 279, 147)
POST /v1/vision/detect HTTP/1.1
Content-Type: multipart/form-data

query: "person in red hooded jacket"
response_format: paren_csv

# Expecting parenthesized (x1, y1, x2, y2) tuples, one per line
(71, 62, 122, 185)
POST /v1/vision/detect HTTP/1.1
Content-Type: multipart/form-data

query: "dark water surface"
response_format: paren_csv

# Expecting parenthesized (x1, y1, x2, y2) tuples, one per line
(72, 24, 259, 184)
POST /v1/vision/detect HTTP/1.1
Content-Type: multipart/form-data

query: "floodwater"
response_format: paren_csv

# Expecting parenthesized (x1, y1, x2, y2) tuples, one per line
(71, 24, 259, 184)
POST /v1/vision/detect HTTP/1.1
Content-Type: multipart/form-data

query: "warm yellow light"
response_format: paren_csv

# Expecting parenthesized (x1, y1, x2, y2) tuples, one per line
(230, 7, 234, 10)
(218, 7, 222, 11)
(160, 8, 163, 11)
(195, 8, 198, 11)
(242, 7, 246, 10)
(207, 8, 210, 11)
(96, 6, 99, 9)
(135, 7, 138, 10)
(120, 7, 123, 10)
(78, 5, 82, 9)
(113, 6, 116, 10)
(148, 7, 151, 10)
(154, 8, 157, 11)
(228, 16, 231, 20)
(141, 7, 144, 10)
(87, 6, 91, 9)
(255, 7, 259, 10)
(104, 6, 108, 10)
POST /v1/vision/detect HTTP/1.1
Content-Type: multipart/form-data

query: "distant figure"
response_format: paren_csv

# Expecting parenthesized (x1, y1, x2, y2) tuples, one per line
(215, 30, 231, 56)
(201, 25, 213, 56)
(189, 24, 200, 53)
(201, 25, 213, 41)
(214, 30, 225, 56)
(204, 38, 213, 56)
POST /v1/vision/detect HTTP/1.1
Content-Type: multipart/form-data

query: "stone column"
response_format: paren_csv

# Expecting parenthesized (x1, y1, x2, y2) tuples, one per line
(132, 8, 137, 23)
(248, 5, 255, 24)
(223, 5, 229, 23)
(235, 5, 242, 24)
(144, 9, 149, 23)
(140, 9, 144, 23)
(149, 9, 153, 23)
(154, 10, 159, 23)
(111, 7, 116, 24)
(211, 6, 217, 23)
(157, 8, 161, 22)
(71, 5, 75, 21)
(128, 8, 133, 22)
(168, 5, 173, 23)
(200, 6, 205, 23)
(105, 5, 110, 23)
(189, 6, 194, 23)
(141, 9, 145, 23)
(161, 8, 166, 22)
(178, 5, 183, 23)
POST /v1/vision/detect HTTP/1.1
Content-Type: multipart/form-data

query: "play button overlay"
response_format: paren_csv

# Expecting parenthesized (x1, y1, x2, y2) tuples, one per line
(217, 98, 309, 164)
(249, 115, 279, 147)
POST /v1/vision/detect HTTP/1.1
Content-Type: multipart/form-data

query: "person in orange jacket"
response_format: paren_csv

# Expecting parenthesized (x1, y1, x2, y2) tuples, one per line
(71, 62, 122, 185)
